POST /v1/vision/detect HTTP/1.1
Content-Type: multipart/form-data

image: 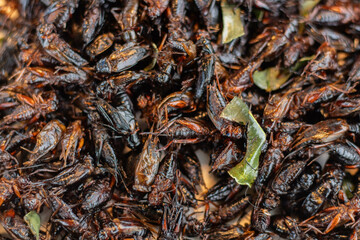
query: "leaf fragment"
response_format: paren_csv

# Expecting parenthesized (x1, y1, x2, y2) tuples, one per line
(221, 97, 266, 187)
(144, 42, 158, 71)
(253, 67, 291, 92)
(24, 211, 41, 240)
(342, 173, 355, 199)
(221, 0, 245, 44)
(0, 31, 5, 47)
(291, 55, 316, 71)
(300, 0, 320, 16)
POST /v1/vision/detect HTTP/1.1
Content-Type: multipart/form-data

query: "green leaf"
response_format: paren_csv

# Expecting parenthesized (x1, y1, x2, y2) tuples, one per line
(298, 55, 316, 62)
(220, 97, 249, 125)
(0, 31, 5, 47)
(220, 97, 266, 187)
(342, 173, 355, 199)
(254, 9, 264, 21)
(300, 0, 320, 16)
(291, 55, 315, 71)
(144, 42, 158, 71)
(221, 0, 245, 44)
(253, 67, 291, 92)
(24, 211, 41, 240)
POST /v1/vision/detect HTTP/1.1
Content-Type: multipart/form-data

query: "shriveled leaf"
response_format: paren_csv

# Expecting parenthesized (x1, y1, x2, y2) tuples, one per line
(291, 55, 315, 71)
(24, 211, 41, 240)
(253, 67, 291, 92)
(144, 42, 158, 71)
(342, 173, 355, 199)
(300, 0, 320, 16)
(221, 0, 244, 44)
(221, 97, 266, 187)
(254, 9, 264, 21)
(299, 55, 316, 62)
(0, 31, 5, 47)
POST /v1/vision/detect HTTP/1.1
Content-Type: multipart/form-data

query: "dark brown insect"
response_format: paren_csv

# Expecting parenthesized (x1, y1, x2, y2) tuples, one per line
(0, 92, 59, 127)
(95, 43, 150, 73)
(37, 23, 88, 67)
(133, 133, 161, 192)
(149, 150, 177, 206)
(206, 195, 250, 226)
(301, 166, 344, 217)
